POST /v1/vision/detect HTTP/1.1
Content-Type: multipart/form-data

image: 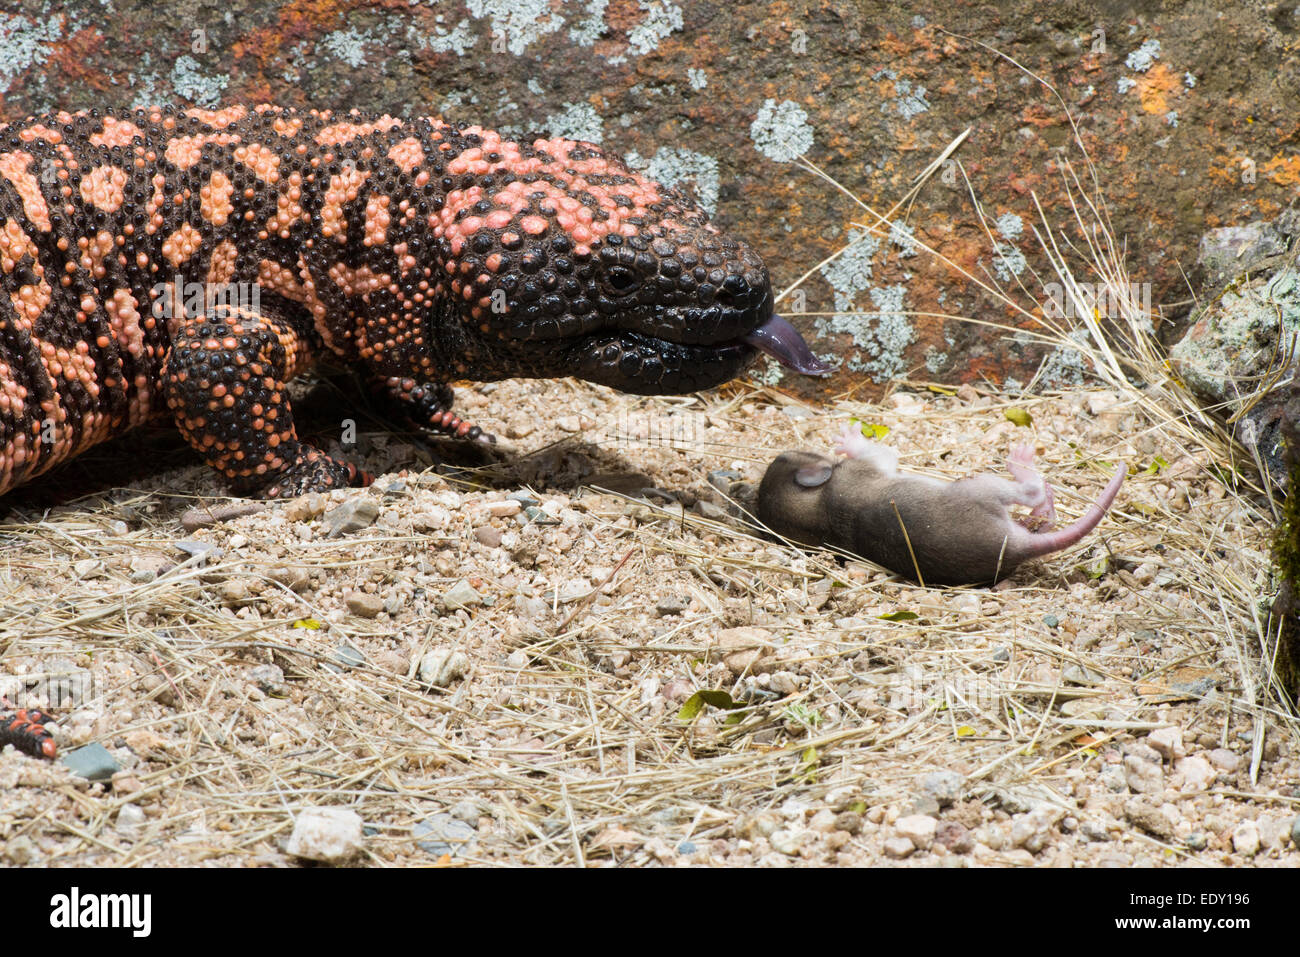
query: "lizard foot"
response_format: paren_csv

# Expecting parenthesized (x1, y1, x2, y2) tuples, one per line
(258, 450, 372, 499)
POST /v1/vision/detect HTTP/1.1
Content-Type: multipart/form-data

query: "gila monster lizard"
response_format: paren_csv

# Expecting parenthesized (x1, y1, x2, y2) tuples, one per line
(0, 105, 827, 498)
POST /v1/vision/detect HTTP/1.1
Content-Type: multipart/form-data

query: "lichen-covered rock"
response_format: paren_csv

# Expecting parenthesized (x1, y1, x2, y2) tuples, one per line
(1170, 258, 1297, 488)
(9, 3, 1300, 397)
(1273, 366, 1300, 704)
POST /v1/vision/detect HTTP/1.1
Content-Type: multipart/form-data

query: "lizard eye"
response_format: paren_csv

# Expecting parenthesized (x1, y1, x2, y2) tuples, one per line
(606, 267, 637, 295)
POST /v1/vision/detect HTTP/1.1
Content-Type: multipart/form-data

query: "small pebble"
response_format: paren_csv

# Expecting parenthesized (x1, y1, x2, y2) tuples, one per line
(834, 811, 862, 835)
(442, 580, 482, 608)
(4, 836, 36, 865)
(693, 500, 728, 521)
(883, 836, 915, 859)
(1147, 727, 1184, 761)
(332, 643, 367, 670)
(61, 743, 120, 781)
(420, 648, 470, 688)
(449, 800, 480, 825)
(346, 592, 383, 618)
(174, 540, 222, 564)
(934, 821, 974, 853)
(895, 814, 937, 850)
(919, 770, 965, 807)
(655, 595, 690, 617)
(414, 813, 477, 857)
(117, 803, 146, 830)
(250, 664, 285, 695)
(286, 808, 364, 863)
(707, 469, 742, 494)
(474, 525, 503, 547)
(270, 565, 312, 592)
(769, 829, 805, 856)
(1174, 755, 1214, 790)
(1123, 754, 1164, 794)
(1124, 799, 1174, 840)
(1063, 664, 1105, 686)
(909, 794, 941, 818)
(324, 497, 379, 537)
(1208, 748, 1240, 772)
(1080, 819, 1111, 842)
(1231, 821, 1260, 857)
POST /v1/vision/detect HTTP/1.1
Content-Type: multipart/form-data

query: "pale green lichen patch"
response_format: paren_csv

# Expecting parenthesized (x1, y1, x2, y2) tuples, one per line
(820, 229, 880, 311)
(465, 0, 564, 56)
(568, 0, 609, 46)
(409, 17, 479, 55)
(1126, 38, 1161, 72)
(628, 0, 683, 56)
(750, 99, 814, 163)
(1037, 331, 1094, 389)
(170, 54, 228, 108)
(992, 241, 1027, 282)
(632, 147, 719, 214)
(995, 213, 1024, 240)
(543, 102, 604, 143)
(321, 28, 376, 68)
(0, 13, 62, 89)
(814, 284, 916, 381)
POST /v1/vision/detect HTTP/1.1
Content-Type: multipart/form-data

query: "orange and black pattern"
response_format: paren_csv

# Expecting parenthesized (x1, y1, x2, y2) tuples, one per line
(0, 105, 774, 497)
(0, 702, 57, 759)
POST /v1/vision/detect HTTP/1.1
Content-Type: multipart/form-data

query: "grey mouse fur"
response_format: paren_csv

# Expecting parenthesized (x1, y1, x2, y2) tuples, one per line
(757, 425, 1125, 586)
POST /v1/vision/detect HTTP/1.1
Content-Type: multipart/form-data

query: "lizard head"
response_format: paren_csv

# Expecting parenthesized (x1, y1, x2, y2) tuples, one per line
(425, 126, 831, 393)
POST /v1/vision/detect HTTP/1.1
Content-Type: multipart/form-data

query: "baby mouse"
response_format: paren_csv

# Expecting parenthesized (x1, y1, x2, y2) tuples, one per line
(757, 424, 1126, 586)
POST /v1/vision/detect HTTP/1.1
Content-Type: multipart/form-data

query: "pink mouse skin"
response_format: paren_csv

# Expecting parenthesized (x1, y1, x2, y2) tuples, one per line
(757, 425, 1125, 586)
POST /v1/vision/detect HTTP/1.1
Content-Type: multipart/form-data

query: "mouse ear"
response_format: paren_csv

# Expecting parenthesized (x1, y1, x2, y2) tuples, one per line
(795, 464, 833, 488)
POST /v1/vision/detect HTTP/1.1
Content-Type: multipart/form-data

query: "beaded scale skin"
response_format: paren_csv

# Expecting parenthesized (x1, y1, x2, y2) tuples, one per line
(0, 104, 794, 497)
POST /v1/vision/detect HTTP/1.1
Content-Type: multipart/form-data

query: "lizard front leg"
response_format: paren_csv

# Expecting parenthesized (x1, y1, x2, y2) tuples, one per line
(164, 305, 372, 498)
(374, 376, 497, 444)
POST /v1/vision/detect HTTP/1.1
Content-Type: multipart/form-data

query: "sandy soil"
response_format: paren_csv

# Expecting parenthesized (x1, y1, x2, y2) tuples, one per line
(0, 375, 1294, 867)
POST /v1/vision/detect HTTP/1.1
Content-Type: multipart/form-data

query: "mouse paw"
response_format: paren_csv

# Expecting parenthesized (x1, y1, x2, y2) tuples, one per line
(1008, 444, 1036, 467)
(835, 426, 899, 473)
(834, 423, 872, 459)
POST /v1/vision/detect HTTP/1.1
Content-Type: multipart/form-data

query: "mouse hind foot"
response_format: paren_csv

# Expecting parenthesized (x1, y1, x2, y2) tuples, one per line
(1004, 446, 1058, 523)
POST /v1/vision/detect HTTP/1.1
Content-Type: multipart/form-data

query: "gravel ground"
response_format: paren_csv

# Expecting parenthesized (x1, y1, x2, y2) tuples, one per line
(0, 375, 1295, 867)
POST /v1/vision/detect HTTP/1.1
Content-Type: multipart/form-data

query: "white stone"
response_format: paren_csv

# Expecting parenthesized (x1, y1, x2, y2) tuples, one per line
(1231, 821, 1260, 857)
(1123, 754, 1164, 794)
(286, 808, 364, 863)
(1174, 755, 1214, 791)
(1147, 727, 1184, 761)
(895, 814, 937, 850)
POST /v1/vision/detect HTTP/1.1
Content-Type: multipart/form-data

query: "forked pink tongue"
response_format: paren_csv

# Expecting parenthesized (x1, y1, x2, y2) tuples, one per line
(742, 314, 835, 376)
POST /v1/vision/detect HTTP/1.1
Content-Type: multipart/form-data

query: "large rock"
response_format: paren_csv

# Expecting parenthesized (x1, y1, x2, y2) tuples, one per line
(6, 3, 1300, 395)
(1275, 371, 1300, 705)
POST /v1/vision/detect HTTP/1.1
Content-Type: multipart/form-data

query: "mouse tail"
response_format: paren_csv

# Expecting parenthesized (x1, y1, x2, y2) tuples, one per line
(1020, 464, 1125, 558)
